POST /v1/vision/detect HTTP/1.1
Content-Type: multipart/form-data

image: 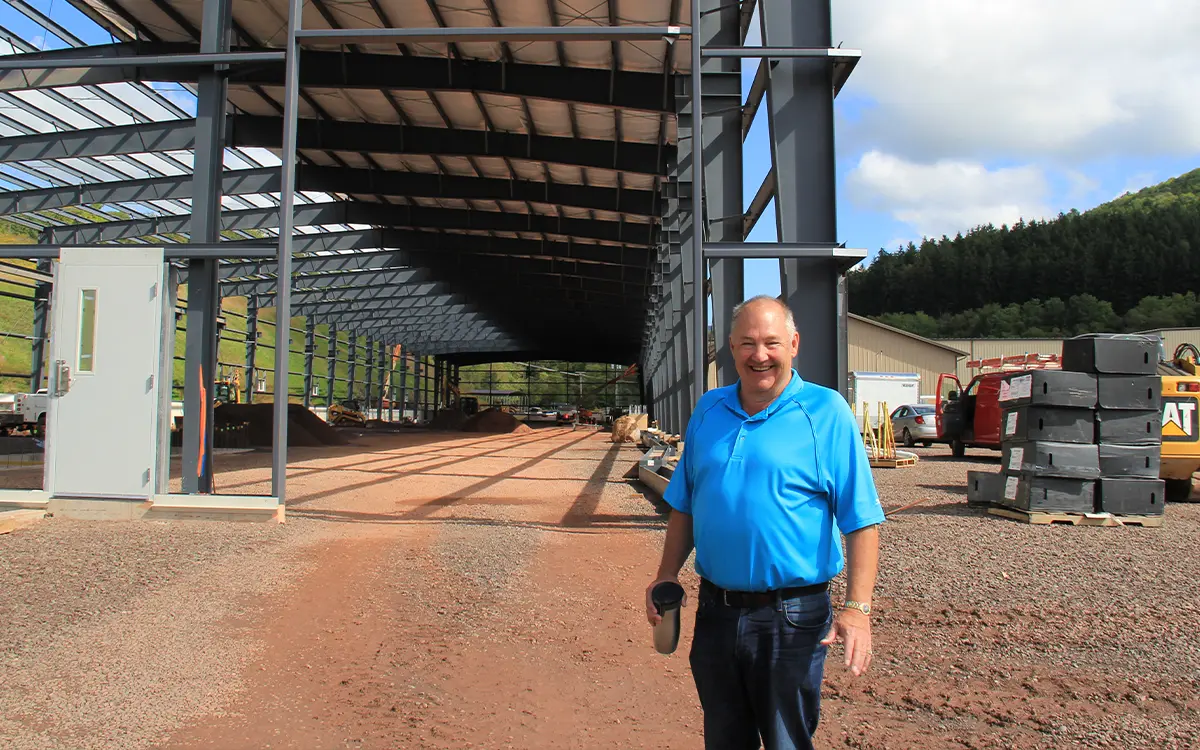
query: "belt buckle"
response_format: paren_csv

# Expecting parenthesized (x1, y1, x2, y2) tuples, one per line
(722, 589, 732, 607)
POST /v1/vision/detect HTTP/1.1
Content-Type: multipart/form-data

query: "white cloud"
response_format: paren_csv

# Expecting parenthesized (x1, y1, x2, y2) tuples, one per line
(847, 151, 1050, 239)
(1064, 170, 1100, 202)
(833, 1, 1200, 160)
(1113, 171, 1157, 200)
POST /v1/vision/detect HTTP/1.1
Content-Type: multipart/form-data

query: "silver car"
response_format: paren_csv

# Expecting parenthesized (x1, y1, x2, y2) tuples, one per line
(890, 403, 938, 447)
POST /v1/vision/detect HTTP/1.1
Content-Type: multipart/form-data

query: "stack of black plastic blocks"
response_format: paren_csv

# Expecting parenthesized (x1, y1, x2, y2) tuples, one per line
(1064, 334, 1165, 517)
(966, 334, 1166, 521)
(989, 369, 1099, 513)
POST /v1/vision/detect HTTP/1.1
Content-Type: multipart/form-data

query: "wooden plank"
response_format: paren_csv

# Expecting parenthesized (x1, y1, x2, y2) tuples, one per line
(146, 504, 285, 523)
(0, 509, 45, 534)
(988, 506, 1164, 528)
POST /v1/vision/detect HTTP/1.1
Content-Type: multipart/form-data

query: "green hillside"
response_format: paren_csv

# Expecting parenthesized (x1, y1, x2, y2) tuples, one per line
(0, 221, 39, 392)
(849, 167, 1200, 337)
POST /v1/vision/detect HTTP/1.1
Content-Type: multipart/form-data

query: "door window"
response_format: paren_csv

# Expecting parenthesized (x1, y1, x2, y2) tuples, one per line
(78, 289, 97, 373)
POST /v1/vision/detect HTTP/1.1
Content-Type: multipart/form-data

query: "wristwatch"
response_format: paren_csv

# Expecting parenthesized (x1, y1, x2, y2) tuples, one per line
(842, 600, 872, 616)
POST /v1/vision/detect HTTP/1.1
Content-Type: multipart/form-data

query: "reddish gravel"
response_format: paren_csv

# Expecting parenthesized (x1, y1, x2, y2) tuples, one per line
(1, 433, 1197, 749)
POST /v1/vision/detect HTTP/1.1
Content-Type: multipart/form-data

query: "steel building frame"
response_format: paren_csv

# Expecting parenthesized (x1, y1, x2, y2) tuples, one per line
(0, 0, 861, 511)
(641, 0, 865, 434)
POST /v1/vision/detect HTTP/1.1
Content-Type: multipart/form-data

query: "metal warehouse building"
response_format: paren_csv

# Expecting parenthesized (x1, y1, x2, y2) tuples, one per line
(0, 0, 867, 518)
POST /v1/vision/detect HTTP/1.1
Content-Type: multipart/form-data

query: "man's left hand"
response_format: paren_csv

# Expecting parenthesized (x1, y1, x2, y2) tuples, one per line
(820, 608, 872, 676)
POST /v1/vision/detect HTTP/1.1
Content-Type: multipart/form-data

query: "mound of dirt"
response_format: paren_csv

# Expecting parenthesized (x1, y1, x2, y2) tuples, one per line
(429, 409, 469, 431)
(214, 403, 349, 447)
(611, 413, 649, 443)
(461, 408, 533, 434)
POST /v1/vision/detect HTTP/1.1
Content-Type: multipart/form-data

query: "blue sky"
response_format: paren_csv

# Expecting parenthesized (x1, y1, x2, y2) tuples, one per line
(741, 0, 1200, 298)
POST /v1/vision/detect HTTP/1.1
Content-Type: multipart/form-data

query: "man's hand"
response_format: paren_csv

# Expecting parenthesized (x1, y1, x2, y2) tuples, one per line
(644, 577, 686, 626)
(820, 608, 873, 676)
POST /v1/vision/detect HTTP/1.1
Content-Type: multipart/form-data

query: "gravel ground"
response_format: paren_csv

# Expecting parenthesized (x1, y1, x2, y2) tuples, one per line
(2, 432, 1199, 749)
(0, 518, 324, 749)
(818, 444, 1200, 749)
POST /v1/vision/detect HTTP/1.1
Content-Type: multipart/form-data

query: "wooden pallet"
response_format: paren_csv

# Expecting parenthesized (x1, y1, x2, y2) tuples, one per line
(870, 455, 918, 469)
(988, 506, 1163, 527)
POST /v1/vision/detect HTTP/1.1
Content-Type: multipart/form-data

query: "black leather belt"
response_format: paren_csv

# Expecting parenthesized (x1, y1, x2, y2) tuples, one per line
(701, 578, 828, 608)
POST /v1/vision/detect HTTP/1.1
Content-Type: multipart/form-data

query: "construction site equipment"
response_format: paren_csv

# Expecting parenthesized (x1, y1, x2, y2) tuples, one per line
(1157, 341, 1200, 501)
(327, 399, 367, 427)
(458, 396, 480, 416)
(213, 367, 241, 406)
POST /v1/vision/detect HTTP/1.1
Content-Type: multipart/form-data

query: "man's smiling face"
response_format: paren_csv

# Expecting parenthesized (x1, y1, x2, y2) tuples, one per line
(730, 299, 799, 405)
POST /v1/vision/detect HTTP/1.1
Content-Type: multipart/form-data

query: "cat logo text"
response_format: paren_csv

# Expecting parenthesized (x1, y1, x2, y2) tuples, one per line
(1162, 397, 1199, 442)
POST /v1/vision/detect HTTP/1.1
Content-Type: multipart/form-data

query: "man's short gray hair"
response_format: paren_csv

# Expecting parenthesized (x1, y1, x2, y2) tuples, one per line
(731, 294, 797, 335)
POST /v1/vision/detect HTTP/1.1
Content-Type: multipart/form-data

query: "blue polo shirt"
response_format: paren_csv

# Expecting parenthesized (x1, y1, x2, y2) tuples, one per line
(663, 370, 884, 592)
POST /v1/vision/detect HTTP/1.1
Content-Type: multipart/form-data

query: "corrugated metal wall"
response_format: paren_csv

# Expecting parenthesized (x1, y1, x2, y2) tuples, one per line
(849, 317, 961, 402)
(1147, 329, 1200, 358)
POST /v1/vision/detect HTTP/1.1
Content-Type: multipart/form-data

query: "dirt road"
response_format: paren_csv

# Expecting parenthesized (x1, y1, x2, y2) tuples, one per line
(3, 429, 1198, 749)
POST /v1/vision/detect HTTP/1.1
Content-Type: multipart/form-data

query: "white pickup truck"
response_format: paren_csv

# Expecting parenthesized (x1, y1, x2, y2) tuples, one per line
(0, 389, 48, 436)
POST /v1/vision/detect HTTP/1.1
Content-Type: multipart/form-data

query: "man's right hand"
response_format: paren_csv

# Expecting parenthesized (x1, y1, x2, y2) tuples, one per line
(644, 577, 685, 626)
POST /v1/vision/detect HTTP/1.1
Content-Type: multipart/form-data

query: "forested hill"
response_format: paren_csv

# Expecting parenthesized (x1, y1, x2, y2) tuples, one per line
(847, 168, 1200, 330)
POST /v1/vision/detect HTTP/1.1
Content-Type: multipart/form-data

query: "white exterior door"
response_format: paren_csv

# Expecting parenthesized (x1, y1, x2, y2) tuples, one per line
(46, 248, 167, 499)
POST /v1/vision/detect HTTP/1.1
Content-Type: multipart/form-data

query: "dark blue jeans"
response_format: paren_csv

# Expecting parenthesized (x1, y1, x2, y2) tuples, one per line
(689, 584, 833, 750)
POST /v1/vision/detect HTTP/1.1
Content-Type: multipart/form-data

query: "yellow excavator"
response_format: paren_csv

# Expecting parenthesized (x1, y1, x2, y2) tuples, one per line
(1158, 342, 1200, 501)
(328, 398, 367, 426)
(213, 368, 241, 406)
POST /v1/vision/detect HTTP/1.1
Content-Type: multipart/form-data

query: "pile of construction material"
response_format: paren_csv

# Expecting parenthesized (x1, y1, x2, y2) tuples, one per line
(969, 334, 1164, 526)
(461, 408, 533, 434)
(214, 403, 350, 447)
(611, 413, 649, 443)
(429, 409, 470, 431)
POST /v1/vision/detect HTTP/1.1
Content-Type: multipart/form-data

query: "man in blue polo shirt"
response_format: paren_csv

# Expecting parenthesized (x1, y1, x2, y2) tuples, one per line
(645, 295, 884, 750)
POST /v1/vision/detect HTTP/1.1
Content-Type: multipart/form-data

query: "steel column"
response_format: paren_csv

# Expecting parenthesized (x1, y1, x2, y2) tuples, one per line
(665, 160, 687, 433)
(397, 347, 408, 420)
(377, 342, 387, 416)
(273, 0, 304, 499)
(348, 335, 357, 400)
(303, 319, 315, 408)
(182, 0, 232, 494)
(364, 336, 374, 417)
(30, 256, 50, 391)
(760, 0, 845, 393)
(387, 345, 396, 422)
(244, 296, 258, 403)
(640, 365, 652, 424)
(674, 152, 695, 427)
(433, 358, 442, 413)
(326, 326, 337, 407)
(416, 357, 425, 421)
(687, 0, 706, 405)
(701, 0, 744, 388)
